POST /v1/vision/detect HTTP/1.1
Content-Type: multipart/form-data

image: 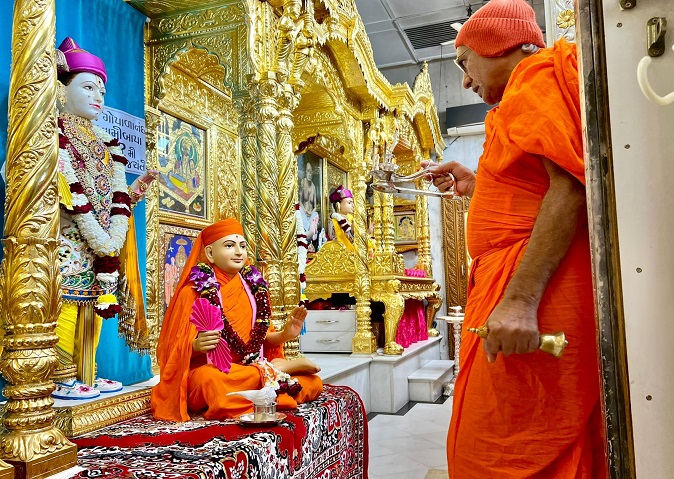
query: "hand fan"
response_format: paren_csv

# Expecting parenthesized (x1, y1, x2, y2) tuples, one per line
(208, 338, 232, 373)
(189, 298, 224, 331)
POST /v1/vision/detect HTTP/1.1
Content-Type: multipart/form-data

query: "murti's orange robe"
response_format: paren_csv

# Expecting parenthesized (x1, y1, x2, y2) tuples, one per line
(152, 267, 323, 422)
(447, 40, 606, 478)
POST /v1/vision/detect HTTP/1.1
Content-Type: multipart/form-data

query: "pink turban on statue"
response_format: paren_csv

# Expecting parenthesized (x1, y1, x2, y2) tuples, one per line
(329, 185, 353, 204)
(56, 37, 108, 84)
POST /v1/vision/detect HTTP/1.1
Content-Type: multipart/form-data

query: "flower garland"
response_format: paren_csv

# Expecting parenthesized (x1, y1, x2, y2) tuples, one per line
(58, 113, 132, 318)
(295, 203, 308, 308)
(189, 263, 272, 364)
(331, 212, 354, 241)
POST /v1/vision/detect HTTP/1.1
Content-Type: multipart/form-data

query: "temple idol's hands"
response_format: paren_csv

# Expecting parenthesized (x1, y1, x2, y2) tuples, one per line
(129, 169, 159, 198)
(193, 330, 220, 353)
(420, 160, 475, 197)
(283, 306, 308, 341)
(483, 298, 540, 363)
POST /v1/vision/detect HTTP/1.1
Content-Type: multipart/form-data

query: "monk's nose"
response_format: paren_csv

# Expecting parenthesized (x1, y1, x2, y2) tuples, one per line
(462, 73, 472, 90)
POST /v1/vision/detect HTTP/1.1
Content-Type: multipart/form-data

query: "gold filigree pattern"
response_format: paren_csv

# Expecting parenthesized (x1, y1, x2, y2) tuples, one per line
(143, 107, 162, 371)
(0, 0, 76, 471)
(54, 389, 151, 437)
(371, 280, 404, 355)
(442, 197, 471, 309)
(305, 241, 357, 276)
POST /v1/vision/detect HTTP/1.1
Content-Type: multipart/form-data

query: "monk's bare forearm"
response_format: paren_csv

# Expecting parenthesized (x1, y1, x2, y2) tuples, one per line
(503, 159, 586, 306)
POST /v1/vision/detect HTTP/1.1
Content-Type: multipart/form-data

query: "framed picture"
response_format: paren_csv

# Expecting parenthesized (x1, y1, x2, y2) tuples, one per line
(394, 209, 417, 246)
(297, 151, 324, 253)
(156, 110, 208, 220)
(159, 223, 200, 318)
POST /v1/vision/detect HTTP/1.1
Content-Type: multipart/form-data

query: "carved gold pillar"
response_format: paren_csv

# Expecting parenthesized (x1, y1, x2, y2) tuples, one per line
(351, 162, 375, 354)
(276, 82, 301, 357)
(415, 182, 432, 274)
(253, 74, 284, 327)
(239, 92, 260, 262)
(371, 280, 404, 355)
(144, 106, 162, 372)
(0, 0, 77, 476)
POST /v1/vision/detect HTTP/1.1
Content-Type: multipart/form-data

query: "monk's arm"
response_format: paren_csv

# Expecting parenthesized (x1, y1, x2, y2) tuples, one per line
(483, 157, 586, 361)
(265, 306, 308, 346)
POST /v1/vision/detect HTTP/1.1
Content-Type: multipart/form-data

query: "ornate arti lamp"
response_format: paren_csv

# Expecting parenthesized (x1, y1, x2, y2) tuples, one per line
(369, 123, 452, 198)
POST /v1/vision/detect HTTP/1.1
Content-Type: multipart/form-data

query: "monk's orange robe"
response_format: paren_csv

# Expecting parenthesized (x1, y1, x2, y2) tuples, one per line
(152, 267, 323, 422)
(447, 39, 606, 478)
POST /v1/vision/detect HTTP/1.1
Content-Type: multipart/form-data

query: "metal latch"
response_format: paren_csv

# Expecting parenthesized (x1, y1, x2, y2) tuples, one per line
(647, 17, 667, 57)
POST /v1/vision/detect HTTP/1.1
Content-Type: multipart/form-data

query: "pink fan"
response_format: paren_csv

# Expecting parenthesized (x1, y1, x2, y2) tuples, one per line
(189, 298, 224, 332)
(189, 298, 231, 372)
(208, 338, 232, 373)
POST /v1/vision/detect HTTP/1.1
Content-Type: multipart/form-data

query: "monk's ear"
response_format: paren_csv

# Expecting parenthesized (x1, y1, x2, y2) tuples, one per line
(204, 245, 214, 263)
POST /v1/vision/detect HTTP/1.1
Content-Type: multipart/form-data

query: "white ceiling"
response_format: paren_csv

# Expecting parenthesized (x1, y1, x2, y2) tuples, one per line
(353, 0, 547, 69)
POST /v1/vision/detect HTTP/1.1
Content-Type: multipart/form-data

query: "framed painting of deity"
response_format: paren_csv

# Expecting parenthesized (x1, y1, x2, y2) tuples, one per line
(394, 208, 418, 246)
(159, 223, 200, 319)
(156, 110, 208, 221)
(297, 151, 324, 253)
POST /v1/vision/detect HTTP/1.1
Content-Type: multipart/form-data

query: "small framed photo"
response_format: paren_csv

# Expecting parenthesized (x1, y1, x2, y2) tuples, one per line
(159, 223, 200, 318)
(394, 209, 417, 246)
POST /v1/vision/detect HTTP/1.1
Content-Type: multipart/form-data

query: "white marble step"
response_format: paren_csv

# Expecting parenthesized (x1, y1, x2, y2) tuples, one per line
(408, 359, 455, 403)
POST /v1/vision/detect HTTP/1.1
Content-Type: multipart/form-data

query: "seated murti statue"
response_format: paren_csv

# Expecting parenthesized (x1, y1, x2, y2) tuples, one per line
(53, 37, 156, 399)
(151, 218, 323, 421)
(327, 185, 355, 251)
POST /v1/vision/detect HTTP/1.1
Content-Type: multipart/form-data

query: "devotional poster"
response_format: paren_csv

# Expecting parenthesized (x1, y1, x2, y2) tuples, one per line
(157, 111, 207, 220)
(159, 224, 200, 317)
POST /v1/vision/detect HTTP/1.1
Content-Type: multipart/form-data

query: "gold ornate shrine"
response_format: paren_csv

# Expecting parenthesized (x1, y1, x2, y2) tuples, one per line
(0, 0, 444, 476)
(302, 65, 445, 355)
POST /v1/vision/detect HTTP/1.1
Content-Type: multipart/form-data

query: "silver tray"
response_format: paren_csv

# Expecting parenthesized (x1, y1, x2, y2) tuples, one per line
(237, 412, 287, 427)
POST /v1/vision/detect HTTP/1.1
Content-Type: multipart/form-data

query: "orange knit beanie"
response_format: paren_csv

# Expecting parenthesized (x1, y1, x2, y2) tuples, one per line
(455, 0, 545, 58)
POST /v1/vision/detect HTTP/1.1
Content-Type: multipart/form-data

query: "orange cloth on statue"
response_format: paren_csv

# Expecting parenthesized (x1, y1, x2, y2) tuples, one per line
(447, 40, 606, 479)
(152, 219, 322, 422)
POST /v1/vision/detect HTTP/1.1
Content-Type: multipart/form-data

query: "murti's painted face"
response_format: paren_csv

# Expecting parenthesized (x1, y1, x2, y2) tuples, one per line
(204, 233, 248, 276)
(339, 197, 354, 215)
(63, 72, 106, 120)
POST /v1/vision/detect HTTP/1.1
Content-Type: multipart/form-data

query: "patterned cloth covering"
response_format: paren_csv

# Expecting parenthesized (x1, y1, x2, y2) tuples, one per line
(69, 385, 368, 479)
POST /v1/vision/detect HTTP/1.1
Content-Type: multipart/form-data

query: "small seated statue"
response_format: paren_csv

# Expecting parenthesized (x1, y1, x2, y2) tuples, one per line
(327, 185, 355, 251)
(152, 218, 323, 421)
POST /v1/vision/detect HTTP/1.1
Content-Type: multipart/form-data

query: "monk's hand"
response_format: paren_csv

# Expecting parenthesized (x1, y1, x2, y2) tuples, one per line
(283, 306, 308, 341)
(420, 160, 475, 197)
(193, 330, 221, 353)
(483, 298, 540, 363)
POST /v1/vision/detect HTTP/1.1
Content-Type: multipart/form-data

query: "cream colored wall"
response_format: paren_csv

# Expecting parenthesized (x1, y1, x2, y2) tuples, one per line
(603, 1, 674, 477)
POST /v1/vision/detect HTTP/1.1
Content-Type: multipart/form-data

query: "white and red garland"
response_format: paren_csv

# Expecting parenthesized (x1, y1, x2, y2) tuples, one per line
(58, 114, 132, 318)
(295, 203, 308, 306)
(331, 212, 354, 241)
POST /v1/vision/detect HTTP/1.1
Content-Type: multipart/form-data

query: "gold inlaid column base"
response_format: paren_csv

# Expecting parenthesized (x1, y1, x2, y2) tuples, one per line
(54, 388, 151, 438)
(5, 445, 76, 479)
(0, 461, 14, 479)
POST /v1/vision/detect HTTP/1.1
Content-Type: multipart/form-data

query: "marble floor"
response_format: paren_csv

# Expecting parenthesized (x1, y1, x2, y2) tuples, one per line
(367, 396, 452, 479)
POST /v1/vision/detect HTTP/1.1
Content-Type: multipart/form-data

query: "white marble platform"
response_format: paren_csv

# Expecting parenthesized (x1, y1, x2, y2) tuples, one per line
(304, 353, 374, 413)
(408, 359, 454, 403)
(369, 336, 442, 413)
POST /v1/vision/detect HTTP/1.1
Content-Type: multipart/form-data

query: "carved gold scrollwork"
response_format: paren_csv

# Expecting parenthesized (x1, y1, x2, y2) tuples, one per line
(239, 93, 259, 262)
(144, 107, 162, 368)
(442, 197, 471, 309)
(371, 280, 404, 355)
(0, 0, 77, 473)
